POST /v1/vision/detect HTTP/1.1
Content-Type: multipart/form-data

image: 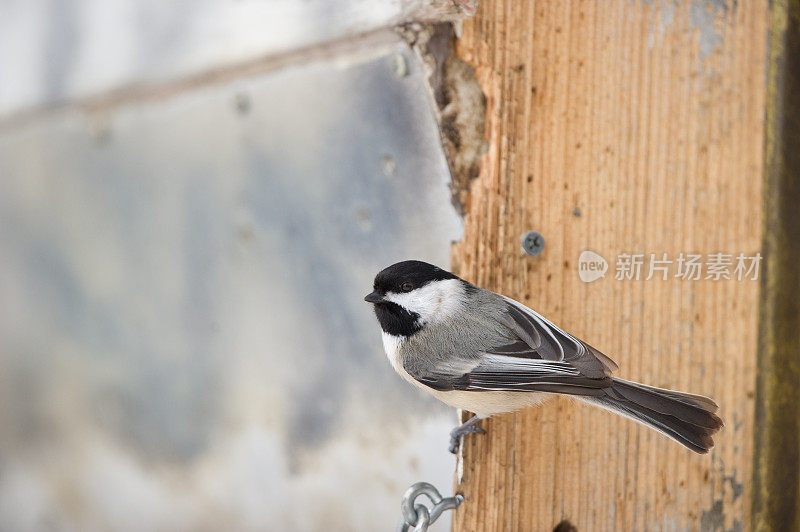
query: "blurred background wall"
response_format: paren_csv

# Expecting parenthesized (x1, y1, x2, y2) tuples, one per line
(0, 1, 471, 530)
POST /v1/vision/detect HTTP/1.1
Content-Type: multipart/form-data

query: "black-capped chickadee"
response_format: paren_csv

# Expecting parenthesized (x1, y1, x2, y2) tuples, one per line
(365, 260, 722, 454)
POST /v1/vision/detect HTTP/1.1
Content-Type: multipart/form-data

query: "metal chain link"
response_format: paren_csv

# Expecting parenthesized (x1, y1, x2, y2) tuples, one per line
(397, 482, 463, 532)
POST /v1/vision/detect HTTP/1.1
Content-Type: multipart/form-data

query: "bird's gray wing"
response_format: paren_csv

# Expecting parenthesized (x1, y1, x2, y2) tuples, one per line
(415, 352, 613, 395)
(497, 296, 618, 377)
(414, 297, 617, 395)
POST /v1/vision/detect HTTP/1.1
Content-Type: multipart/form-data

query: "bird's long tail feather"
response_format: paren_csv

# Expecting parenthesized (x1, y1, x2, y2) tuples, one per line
(582, 378, 723, 453)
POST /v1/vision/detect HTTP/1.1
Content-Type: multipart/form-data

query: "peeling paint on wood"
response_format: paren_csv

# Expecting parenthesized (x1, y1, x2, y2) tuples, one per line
(399, 23, 487, 216)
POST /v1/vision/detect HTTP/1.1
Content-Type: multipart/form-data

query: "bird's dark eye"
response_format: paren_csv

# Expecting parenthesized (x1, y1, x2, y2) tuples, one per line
(401, 282, 414, 292)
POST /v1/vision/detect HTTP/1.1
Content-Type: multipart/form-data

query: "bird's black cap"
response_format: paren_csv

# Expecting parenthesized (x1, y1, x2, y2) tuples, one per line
(371, 260, 460, 295)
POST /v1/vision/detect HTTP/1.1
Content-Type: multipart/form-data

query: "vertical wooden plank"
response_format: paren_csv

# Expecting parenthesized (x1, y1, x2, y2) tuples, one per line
(451, 1, 768, 530)
(753, 1, 800, 530)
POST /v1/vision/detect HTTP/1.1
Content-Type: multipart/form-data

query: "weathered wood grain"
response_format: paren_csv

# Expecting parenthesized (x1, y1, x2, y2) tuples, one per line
(450, 1, 767, 530)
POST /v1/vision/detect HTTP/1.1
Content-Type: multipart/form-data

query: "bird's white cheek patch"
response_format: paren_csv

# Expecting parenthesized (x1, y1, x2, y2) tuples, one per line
(383, 279, 464, 324)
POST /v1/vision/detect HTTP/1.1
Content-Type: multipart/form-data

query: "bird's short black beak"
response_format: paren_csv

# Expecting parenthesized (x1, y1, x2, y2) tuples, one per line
(364, 291, 385, 303)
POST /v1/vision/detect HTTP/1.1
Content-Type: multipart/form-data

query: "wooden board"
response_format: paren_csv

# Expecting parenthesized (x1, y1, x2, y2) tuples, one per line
(450, 1, 767, 530)
(753, 1, 800, 530)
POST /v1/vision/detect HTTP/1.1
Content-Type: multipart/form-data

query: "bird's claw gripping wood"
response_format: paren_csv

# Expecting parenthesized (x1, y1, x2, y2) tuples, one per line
(449, 416, 485, 454)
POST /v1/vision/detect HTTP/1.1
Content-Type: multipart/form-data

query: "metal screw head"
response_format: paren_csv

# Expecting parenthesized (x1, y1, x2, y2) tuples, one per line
(522, 231, 545, 256)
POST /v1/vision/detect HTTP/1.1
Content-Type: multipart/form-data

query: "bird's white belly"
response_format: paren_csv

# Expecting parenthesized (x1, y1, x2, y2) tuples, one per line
(381, 332, 549, 418)
(429, 389, 549, 418)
